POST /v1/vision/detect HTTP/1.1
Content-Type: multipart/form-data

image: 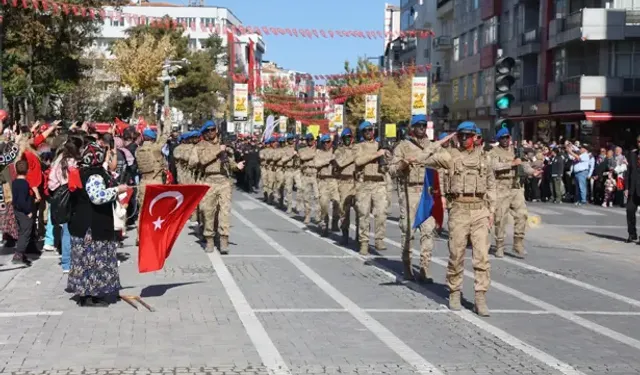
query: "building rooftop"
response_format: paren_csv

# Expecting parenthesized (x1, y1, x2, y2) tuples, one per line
(127, 0, 243, 23)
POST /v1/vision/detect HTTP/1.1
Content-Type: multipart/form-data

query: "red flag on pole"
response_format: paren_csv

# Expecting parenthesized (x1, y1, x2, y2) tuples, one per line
(138, 184, 210, 273)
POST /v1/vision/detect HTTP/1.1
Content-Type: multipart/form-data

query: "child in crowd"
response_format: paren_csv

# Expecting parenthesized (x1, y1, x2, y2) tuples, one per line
(11, 160, 33, 266)
(603, 171, 617, 208)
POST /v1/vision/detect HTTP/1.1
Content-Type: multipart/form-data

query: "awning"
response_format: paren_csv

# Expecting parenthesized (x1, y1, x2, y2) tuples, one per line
(507, 112, 584, 121)
(585, 112, 640, 122)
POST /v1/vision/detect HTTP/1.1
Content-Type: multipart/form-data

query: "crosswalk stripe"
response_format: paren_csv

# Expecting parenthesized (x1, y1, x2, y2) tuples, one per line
(527, 207, 561, 215)
(556, 206, 606, 216)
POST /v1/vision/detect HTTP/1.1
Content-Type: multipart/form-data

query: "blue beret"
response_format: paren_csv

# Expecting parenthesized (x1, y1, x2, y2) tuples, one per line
(142, 129, 157, 140)
(264, 138, 271, 144)
(411, 114, 427, 126)
(278, 136, 286, 142)
(268, 136, 277, 143)
(438, 132, 448, 140)
(375, 137, 380, 142)
(200, 120, 216, 134)
(474, 126, 482, 135)
(456, 121, 476, 134)
(319, 134, 331, 142)
(359, 121, 373, 131)
(286, 133, 294, 140)
(341, 128, 352, 137)
(304, 133, 314, 140)
(496, 127, 510, 138)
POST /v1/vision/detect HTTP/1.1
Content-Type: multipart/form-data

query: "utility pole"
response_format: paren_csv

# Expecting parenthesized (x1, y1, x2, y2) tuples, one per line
(159, 58, 189, 135)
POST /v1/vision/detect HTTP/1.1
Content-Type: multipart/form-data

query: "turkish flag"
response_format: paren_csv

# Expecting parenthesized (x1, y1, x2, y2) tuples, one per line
(118, 187, 135, 206)
(138, 184, 209, 273)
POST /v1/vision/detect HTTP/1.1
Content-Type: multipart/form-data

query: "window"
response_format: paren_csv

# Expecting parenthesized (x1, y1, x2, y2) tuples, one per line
(459, 77, 466, 100)
(501, 12, 510, 42)
(467, 74, 474, 99)
(453, 37, 460, 61)
(452, 78, 459, 102)
(461, 33, 468, 58)
(508, 10, 514, 40)
(110, 17, 123, 27)
(484, 17, 497, 46)
(423, 47, 430, 59)
(477, 70, 485, 96)
(474, 0, 479, 9)
(478, 25, 484, 50)
(610, 40, 638, 76)
(472, 29, 479, 55)
(176, 17, 196, 28)
(553, 48, 566, 81)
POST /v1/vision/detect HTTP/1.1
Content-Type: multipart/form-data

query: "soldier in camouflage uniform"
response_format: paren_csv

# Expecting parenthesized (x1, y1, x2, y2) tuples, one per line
(333, 128, 358, 244)
(437, 132, 453, 212)
(281, 134, 301, 214)
(298, 133, 320, 224)
(313, 134, 340, 236)
(354, 121, 390, 254)
(417, 122, 494, 317)
(266, 136, 280, 204)
(488, 127, 539, 258)
(189, 121, 244, 254)
(135, 128, 166, 244)
(389, 114, 437, 282)
(259, 139, 273, 203)
(271, 137, 287, 208)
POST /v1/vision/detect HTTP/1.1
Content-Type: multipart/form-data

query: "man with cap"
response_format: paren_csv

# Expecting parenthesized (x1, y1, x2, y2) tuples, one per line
(313, 134, 340, 236)
(259, 138, 273, 203)
(135, 128, 166, 243)
(281, 133, 300, 214)
(297, 133, 321, 224)
(189, 120, 244, 254)
(389, 114, 439, 281)
(333, 127, 358, 244)
(488, 126, 538, 258)
(173, 131, 192, 185)
(415, 121, 495, 316)
(354, 121, 390, 254)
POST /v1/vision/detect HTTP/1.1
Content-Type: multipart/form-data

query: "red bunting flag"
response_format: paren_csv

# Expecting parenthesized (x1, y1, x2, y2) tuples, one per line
(138, 184, 209, 273)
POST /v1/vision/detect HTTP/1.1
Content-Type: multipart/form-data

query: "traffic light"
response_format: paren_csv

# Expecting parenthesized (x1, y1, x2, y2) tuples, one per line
(495, 56, 516, 130)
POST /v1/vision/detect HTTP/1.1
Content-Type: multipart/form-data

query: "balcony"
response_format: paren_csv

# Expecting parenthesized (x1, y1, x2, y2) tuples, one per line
(433, 36, 453, 51)
(519, 85, 542, 102)
(517, 29, 541, 55)
(433, 69, 451, 86)
(548, 8, 634, 49)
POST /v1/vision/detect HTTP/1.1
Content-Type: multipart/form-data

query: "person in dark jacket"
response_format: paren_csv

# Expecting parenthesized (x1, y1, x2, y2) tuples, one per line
(549, 146, 566, 203)
(67, 142, 127, 307)
(624, 136, 640, 243)
(11, 160, 33, 266)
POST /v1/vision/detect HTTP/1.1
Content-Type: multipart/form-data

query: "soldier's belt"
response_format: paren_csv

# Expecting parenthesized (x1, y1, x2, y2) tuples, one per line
(457, 193, 485, 198)
(318, 175, 336, 180)
(362, 176, 385, 182)
(452, 201, 485, 210)
(337, 175, 353, 180)
(405, 182, 423, 186)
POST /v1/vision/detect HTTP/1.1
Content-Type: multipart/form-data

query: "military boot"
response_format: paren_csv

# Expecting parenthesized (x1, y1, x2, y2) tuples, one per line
(340, 230, 349, 245)
(331, 219, 340, 232)
(303, 213, 311, 225)
(286, 206, 293, 215)
(512, 236, 526, 258)
(375, 240, 387, 251)
(359, 242, 369, 256)
(403, 260, 415, 281)
(205, 238, 216, 253)
(448, 291, 461, 311)
(474, 291, 490, 317)
(219, 236, 229, 255)
(494, 238, 505, 258)
(417, 267, 434, 284)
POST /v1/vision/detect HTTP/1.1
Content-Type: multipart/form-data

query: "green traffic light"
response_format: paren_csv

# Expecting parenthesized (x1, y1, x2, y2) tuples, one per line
(496, 97, 511, 109)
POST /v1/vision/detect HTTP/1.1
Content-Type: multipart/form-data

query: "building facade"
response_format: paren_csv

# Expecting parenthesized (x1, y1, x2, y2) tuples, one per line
(433, 0, 640, 146)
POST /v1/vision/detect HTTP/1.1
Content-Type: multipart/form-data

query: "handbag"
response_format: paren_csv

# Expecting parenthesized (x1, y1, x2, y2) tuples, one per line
(113, 196, 127, 231)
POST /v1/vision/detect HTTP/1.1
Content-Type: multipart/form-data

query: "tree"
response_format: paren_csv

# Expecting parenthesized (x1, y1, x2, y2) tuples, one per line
(125, 17, 189, 59)
(1, 0, 129, 122)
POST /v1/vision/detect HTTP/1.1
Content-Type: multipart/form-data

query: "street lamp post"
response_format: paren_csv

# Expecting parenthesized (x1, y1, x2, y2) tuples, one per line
(159, 58, 189, 134)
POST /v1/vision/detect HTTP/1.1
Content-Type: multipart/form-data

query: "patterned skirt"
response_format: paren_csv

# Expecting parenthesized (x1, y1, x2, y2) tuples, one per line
(67, 230, 121, 297)
(0, 202, 19, 240)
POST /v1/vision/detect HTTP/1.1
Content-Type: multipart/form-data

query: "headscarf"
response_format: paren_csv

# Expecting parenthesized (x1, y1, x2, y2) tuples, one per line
(80, 142, 106, 169)
(115, 136, 135, 166)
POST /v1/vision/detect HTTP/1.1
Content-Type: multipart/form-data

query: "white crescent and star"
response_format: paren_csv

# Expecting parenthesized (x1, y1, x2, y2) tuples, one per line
(148, 191, 185, 231)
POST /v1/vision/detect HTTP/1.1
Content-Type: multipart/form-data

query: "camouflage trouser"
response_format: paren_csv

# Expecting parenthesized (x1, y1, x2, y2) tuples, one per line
(399, 185, 435, 273)
(494, 186, 528, 241)
(200, 175, 232, 239)
(318, 177, 340, 228)
(355, 180, 387, 245)
(284, 168, 303, 212)
(338, 179, 356, 233)
(384, 173, 393, 215)
(272, 168, 285, 205)
(447, 201, 491, 292)
(261, 166, 272, 197)
(178, 163, 198, 222)
(301, 173, 320, 221)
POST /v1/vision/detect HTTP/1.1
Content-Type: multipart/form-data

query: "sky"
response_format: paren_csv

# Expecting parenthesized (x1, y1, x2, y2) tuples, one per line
(172, 0, 392, 75)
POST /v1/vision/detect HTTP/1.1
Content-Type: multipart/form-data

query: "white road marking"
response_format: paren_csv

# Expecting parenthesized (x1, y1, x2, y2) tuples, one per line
(500, 257, 640, 308)
(0, 311, 63, 317)
(224, 254, 406, 259)
(224, 254, 284, 258)
(235, 307, 640, 316)
(207, 251, 291, 375)
(254, 308, 347, 313)
(527, 207, 562, 215)
(241, 194, 587, 374)
(233, 209, 445, 375)
(376, 235, 640, 352)
(236, 201, 262, 211)
(559, 206, 605, 216)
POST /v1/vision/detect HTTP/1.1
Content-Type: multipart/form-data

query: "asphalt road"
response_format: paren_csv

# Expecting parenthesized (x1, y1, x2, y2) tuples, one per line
(0, 187, 639, 375)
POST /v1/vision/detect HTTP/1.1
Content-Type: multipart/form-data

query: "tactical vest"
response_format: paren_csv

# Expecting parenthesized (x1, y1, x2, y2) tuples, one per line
(137, 144, 163, 177)
(449, 149, 488, 196)
(492, 147, 516, 180)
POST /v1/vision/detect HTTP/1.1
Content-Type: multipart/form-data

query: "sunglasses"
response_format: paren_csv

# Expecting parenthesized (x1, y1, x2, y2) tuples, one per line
(413, 123, 426, 129)
(362, 128, 374, 132)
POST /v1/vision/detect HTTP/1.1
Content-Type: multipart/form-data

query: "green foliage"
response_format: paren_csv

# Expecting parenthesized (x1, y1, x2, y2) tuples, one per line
(125, 17, 189, 59)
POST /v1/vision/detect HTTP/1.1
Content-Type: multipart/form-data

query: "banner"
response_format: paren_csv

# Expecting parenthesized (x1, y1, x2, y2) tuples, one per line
(253, 100, 264, 126)
(333, 104, 344, 127)
(365, 95, 378, 123)
(278, 116, 288, 132)
(295, 120, 302, 134)
(427, 120, 434, 140)
(307, 124, 320, 138)
(233, 83, 249, 121)
(411, 77, 428, 116)
(385, 123, 397, 139)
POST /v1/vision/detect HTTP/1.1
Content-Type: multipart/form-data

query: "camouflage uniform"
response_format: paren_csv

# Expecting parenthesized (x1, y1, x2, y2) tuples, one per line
(259, 140, 273, 202)
(281, 135, 301, 213)
(488, 129, 534, 258)
(271, 139, 286, 207)
(313, 135, 340, 235)
(333, 129, 358, 244)
(419, 122, 496, 316)
(136, 130, 166, 229)
(354, 122, 388, 254)
(390, 131, 436, 282)
(298, 136, 320, 224)
(189, 122, 239, 254)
